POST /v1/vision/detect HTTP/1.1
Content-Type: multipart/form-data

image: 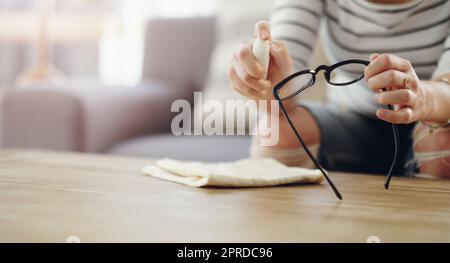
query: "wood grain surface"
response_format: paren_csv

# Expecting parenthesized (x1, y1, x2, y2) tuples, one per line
(0, 149, 449, 243)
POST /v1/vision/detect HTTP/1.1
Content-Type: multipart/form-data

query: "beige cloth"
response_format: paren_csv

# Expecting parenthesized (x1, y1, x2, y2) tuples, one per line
(142, 158, 324, 187)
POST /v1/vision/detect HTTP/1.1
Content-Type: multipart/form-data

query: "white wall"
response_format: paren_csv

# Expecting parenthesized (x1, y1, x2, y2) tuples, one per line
(99, 0, 217, 86)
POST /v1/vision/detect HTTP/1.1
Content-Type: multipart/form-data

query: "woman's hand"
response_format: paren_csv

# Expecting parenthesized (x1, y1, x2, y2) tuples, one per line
(365, 53, 433, 124)
(227, 21, 293, 102)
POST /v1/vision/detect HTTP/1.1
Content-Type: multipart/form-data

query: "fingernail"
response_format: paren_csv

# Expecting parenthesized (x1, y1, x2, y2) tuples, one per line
(260, 29, 270, 40)
(370, 53, 379, 61)
(377, 109, 385, 118)
(271, 41, 280, 51)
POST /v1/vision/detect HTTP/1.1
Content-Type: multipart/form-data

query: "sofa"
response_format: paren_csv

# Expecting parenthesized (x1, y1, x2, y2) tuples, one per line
(0, 17, 253, 162)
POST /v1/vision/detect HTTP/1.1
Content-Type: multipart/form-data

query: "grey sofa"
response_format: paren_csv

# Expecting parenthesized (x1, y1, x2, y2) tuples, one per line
(0, 17, 252, 162)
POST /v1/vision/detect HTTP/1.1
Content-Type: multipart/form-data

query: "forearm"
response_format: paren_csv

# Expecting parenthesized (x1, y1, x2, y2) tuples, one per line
(255, 106, 320, 148)
(423, 80, 450, 124)
(252, 106, 320, 167)
(254, 110, 298, 149)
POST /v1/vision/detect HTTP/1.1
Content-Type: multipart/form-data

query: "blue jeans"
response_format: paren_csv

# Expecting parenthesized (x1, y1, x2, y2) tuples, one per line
(300, 102, 416, 176)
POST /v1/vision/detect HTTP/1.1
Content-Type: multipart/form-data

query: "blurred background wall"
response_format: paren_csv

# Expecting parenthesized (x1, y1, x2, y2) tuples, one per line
(0, 0, 217, 90)
(0, 0, 326, 159)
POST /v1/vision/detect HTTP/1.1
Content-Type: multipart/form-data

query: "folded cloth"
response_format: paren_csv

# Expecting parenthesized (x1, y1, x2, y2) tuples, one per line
(142, 158, 324, 187)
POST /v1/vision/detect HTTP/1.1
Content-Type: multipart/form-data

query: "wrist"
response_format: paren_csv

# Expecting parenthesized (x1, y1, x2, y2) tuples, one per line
(263, 98, 296, 116)
(422, 83, 436, 122)
(421, 80, 450, 124)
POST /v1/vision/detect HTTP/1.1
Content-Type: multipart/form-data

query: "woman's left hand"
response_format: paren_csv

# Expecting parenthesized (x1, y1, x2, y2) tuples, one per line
(365, 53, 431, 124)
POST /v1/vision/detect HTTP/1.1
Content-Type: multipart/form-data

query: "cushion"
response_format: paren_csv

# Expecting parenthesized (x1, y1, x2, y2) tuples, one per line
(108, 134, 252, 162)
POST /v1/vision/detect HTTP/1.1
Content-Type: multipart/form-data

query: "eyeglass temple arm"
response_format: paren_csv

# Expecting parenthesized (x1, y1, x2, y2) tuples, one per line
(384, 103, 399, 189)
(276, 99, 343, 200)
(377, 87, 399, 189)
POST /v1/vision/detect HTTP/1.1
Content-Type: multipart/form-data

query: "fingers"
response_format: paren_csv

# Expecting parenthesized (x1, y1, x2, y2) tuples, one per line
(365, 54, 413, 81)
(254, 20, 271, 40)
(376, 107, 415, 124)
(269, 40, 293, 72)
(365, 53, 420, 124)
(238, 44, 266, 79)
(370, 53, 379, 61)
(232, 55, 271, 92)
(368, 69, 411, 91)
(227, 67, 264, 100)
(375, 89, 417, 107)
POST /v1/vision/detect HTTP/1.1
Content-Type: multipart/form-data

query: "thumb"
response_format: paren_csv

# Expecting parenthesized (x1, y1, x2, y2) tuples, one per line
(370, 53, 380, 62)
(269, 41, 291, 68)
(254, 20, 271, 40)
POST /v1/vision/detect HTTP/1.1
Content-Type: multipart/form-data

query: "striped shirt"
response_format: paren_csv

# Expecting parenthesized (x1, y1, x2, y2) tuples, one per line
(270, 0, 450, 116)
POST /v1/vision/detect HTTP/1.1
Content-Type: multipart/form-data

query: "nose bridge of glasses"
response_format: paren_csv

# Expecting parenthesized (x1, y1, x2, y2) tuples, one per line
(311, 65, 330, 77)
(308, 65, 330, 82)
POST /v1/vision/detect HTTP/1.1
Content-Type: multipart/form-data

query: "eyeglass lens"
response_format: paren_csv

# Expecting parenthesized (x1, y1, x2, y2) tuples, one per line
(328, 63, 366, 85)
(278, 62, 367, 101)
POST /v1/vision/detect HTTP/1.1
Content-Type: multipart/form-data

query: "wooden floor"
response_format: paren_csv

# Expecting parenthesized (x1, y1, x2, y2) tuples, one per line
(1, 149, 450, 243)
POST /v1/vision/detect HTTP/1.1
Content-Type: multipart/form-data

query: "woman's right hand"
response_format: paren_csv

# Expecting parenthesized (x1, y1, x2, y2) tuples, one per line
(227, 21, 294, 101)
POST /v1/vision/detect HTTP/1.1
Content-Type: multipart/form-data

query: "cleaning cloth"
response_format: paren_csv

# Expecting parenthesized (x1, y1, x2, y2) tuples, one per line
(143, 158, 324, 187)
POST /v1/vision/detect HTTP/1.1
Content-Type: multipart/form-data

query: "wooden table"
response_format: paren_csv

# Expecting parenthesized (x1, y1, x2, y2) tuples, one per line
(1, 149, 450, 243)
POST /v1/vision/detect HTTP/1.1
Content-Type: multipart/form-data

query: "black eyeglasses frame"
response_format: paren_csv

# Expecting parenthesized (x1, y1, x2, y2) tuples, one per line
(272, 59, 399, 200)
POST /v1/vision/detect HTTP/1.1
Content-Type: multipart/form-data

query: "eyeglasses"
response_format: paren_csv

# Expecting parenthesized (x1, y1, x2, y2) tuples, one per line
(272, 59, 399, 200)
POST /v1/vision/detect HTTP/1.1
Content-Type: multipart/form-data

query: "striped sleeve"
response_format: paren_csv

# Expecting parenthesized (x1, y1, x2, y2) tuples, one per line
(269, 0, 324, 70)
(433, 30, 450, 79)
